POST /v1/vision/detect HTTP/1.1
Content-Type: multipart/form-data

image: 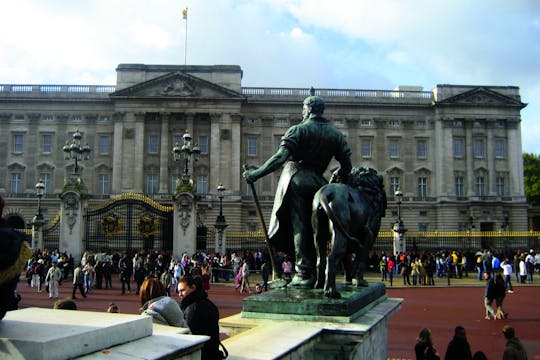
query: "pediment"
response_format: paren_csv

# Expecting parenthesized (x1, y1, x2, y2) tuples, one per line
(414, 166, 431, 174)
(437, 87, 526, 108)
(7, 162, 26, 170)
(110, 72, 244, 100)
(385, 166, 404, 174)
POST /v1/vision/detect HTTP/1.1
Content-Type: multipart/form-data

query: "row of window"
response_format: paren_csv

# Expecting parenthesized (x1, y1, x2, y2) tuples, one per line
(388, 176, 507, 197)
(359, 138, 506, 159)
(8, 171, 506, 198)
(10, 133, 210, 156)
(11, 133, 506, 162)
(7, 173, 211, 196)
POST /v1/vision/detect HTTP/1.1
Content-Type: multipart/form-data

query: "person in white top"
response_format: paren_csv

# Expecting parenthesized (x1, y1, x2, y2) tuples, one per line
(500, 258, 514, 293)
(518, 256, 527, 284)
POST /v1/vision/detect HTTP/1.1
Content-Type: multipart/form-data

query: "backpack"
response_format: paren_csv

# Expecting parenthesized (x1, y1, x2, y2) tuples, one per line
(32, 264, 40, 275)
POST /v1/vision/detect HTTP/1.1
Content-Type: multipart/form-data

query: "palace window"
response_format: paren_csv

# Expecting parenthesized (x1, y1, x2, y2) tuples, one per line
(418, 177, 428, 198)
(198, 135, 208, 154)
(453, 138, 464, 158)
(42, 134, 52, 154)
(98, 174, 110, 195)
(455, 176, 464, 197)
(474, 138, 485, 158)
(148, 135, 159, 154)
(196, 175, 208, 195)
(495, 139, 506, 159)
(417, 139, 427, 158)
(390, 177, 400, 195)
(360, 119, 372, 126)
(389, 139, 400, 158)
(146, 174, 158, 194)
(99, 135, 110, 155)
(361, 138, 372, 158)
(475, 176, 486, 196)
(496, 177, 505, 196)
(12, 134, 24, 153)
(39, 173, 51, 194)
(10, 173, 22, 193)
(247, 137, 258, 156)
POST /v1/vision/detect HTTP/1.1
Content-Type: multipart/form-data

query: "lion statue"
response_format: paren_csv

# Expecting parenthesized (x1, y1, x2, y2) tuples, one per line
(312, 167, 387, 298)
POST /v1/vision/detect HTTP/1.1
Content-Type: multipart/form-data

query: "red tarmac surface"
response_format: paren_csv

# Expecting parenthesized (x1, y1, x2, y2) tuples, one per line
(16, 275, 540, 360)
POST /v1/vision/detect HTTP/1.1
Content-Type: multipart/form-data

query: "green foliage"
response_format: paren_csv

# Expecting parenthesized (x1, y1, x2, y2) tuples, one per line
(523, 153, 540, 205)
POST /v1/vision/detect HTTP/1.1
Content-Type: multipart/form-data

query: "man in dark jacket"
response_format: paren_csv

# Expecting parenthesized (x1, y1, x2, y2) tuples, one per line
(178, 275, 221, 360)
(444, 325, 472, 360)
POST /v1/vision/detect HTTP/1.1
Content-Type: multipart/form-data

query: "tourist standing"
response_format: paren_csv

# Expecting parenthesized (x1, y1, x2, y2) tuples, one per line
(444, 325, 472, 360)
(414, 327, 440, 360)
(178, 275, 222, 360)
(45, 261, 63, 299)
(502, 326, 528, 360)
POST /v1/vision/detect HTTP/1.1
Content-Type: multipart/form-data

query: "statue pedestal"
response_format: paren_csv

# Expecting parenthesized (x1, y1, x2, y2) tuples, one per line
(220, 283, 402, 359)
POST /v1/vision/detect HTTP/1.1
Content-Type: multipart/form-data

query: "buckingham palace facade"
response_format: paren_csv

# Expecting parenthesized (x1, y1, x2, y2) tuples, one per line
(0, 64, 529, 235)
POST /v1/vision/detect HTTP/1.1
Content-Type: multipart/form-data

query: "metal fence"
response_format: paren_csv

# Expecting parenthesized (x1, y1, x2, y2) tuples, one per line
(197, 230, 540, 254)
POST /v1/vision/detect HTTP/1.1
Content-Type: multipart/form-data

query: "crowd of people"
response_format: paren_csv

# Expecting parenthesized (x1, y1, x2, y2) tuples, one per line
(414, 325, 528, 360)
(372, 248, 539, 287)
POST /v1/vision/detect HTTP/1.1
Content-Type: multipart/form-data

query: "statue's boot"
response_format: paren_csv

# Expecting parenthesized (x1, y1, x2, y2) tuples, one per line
(289, 274, 315, 288)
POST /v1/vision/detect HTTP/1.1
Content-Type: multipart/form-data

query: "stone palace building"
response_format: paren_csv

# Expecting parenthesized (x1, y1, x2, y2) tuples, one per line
(0, 63, 529, 238)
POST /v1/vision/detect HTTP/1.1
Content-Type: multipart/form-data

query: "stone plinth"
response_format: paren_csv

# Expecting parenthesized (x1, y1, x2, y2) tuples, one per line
(242, 282, 386, 322)
(220, 283, 402, 360)
(0, 308, 207, 360)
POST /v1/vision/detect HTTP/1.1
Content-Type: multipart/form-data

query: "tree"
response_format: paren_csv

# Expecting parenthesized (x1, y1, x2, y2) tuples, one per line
(523, 153, 540, 205)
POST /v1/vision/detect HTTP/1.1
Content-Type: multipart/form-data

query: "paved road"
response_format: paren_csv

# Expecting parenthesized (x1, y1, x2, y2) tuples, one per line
(16, 273, 540, 359)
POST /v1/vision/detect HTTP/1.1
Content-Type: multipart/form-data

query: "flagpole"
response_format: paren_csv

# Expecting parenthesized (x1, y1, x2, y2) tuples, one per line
(183, 7, 188, 65)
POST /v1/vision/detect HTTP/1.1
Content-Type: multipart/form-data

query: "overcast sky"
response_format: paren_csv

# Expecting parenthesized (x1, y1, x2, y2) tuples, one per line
(1, 0, 539, 153)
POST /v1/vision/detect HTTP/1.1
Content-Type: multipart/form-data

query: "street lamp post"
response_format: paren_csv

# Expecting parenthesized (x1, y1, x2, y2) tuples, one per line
(172, 129, 200, 186)
(63, 129, 91, 174)
(392, 190, 407, 256)
(214, 184, 228, 254)
(31, 179, 45, 250)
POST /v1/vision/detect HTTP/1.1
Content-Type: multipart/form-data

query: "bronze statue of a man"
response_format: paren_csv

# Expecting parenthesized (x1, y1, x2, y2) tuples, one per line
(243, 93, 352, 288)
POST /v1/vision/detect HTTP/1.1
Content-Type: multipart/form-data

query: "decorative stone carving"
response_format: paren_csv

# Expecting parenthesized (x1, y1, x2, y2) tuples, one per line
(63, 192, 79, 235)
(159, 78, 199, 97)
(177, 193, 193, 235)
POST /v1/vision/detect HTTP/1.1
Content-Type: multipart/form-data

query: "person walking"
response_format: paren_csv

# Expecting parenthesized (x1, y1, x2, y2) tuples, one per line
(483, 272, 497, 320)
(119, 254, 132, 295)
(71, 263, 87, 299)
(501, 258, 514, 293)
(444, 325, 472, 360)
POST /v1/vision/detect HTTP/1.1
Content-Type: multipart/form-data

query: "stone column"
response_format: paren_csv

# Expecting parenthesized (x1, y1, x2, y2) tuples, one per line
(487, 125, 496, 196)
(209, 113, 222, 190)
(465, 121, 475, 196)
(159, 113, 170, 194)
(111, 112, 125, 193)
(230, 114, 242, 194)
(134, 113, 146, 192)
(172, 192, 197, 257)
(31, 221, 44, 251)
(59, 186, 88, 262)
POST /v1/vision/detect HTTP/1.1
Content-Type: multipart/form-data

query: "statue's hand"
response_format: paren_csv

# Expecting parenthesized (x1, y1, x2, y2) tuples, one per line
(243, 169, 258, 184)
